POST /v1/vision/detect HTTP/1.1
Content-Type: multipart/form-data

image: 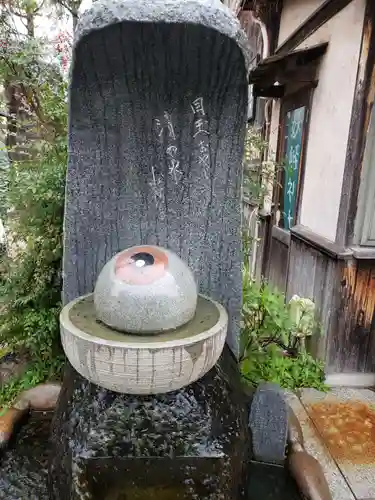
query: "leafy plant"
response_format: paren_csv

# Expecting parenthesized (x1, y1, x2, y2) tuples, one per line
(0, 1, 72, 407)
(241, 347, 327, 391)
(241, 266, 293, 360)
(243, 125, 282, 205)
(240, 266, 328, 391)
(0, 143, 66, 407)
(0, 356, 64, 414)
(242, 126, 284, 280)
(288, 294, 319, 352)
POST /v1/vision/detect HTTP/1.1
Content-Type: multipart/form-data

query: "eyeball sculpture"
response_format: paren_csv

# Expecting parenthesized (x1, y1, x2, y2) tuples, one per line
(60, 244, 228, 394)
(94, 245, 198, 334)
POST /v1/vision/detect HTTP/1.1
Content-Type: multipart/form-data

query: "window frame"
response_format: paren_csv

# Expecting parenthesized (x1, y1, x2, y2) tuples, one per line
(354, 105, 375, 247)
(274, 88, 313, 230)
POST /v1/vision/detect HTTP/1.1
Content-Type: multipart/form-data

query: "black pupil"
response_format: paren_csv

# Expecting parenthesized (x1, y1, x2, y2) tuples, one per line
(131, 252, 154, 266)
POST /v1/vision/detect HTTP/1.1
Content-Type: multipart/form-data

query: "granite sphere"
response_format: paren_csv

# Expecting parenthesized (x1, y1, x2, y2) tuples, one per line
(94, 245, 198, 334)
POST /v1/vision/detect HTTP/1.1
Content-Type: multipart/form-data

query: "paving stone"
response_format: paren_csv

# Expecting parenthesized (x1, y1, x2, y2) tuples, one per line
(300, 387, 375, 500)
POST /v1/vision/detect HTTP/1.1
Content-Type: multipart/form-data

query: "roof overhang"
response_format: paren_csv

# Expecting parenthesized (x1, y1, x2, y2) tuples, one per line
(249, 42, 328, 97)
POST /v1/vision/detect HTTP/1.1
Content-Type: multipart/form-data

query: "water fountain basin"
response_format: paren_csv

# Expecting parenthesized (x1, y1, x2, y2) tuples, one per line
(60, 293, 227, 394)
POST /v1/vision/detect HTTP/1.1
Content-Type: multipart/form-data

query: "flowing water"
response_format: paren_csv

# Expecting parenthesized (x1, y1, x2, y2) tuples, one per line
(0, 413, 302, 500)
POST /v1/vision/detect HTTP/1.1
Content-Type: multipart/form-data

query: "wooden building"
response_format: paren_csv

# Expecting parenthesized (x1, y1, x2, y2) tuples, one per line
(244, 0, 375, 386)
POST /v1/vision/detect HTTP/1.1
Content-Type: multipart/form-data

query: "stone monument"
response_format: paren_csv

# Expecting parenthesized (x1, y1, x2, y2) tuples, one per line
(49, 0, 253, 498)
(0, 1, 332, 498)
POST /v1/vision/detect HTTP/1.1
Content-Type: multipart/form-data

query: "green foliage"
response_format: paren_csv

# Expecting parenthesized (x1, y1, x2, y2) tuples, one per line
(243, 126, 266, 203)
(242, 126, 283, 280)
(0, 1, 70, 407)
(241, 265, 292, 357)
(241, 125, 325, 390)
(243, 125, 282, 205)
(240, 266, 328, 391)
(241, 348, 327, 391)
(0, 143, 66, 407)
(0, 22, 68, 144)
(0, 356, 64, 413)
(0, 142, 10, 220)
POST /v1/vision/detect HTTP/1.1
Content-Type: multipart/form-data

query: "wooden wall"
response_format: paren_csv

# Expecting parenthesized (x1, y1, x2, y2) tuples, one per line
(266, 225, 289, 292)
(242, 208, 375, 376)
(243, 200, 270, 281)
(270, 225, 375, 374)
(337, 259, 375, 373)
(286, 233, 343, 365)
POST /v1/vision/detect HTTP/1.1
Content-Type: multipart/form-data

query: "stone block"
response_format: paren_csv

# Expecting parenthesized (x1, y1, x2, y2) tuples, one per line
(249, 382, 288, 464)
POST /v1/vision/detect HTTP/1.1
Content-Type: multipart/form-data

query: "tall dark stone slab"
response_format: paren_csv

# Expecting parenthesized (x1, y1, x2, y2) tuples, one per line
(249, 383, 288, 464)
(50, 1, 253, 498)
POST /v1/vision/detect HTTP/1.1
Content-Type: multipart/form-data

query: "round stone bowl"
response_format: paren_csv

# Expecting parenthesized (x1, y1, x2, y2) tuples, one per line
(60, 294, 228, 394)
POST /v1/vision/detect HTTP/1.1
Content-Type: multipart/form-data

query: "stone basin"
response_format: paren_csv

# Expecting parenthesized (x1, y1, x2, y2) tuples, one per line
(0, 411, 303, 500)
(60, 293, 227, 394)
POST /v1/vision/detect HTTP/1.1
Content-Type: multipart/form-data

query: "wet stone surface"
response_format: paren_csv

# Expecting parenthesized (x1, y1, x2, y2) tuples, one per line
(0, 412, 51, 500)
(0, 414, 302, 499)
(249, 382, 288, 464)
(247, 461, 302, 500)
(49, 348, 251, 499)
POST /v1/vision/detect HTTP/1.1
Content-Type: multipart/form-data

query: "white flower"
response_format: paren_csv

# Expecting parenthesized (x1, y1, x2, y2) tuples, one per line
(288, 295, 315, 338)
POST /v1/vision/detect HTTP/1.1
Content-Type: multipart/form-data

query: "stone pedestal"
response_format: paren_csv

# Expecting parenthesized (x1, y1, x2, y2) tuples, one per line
(49, 347, 250, 499)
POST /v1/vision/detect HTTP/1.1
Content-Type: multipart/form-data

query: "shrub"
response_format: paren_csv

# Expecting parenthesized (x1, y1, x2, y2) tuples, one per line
(0, 19, 70, 406)
(240, 267, 327, 391)
(0, 143, 66, 406)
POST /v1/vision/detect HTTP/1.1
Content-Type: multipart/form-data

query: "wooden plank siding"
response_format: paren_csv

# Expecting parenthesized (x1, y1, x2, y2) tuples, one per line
(243, 199, 271, 282)
(283, 226, 375, 373)
(266, 227, 290, 292)
(337, 260, 375, 373)
(256, 216, 375, 374)
(286, 234, 340, 364)
(264, 228, 375, 375)
(255, 213, 270, 282)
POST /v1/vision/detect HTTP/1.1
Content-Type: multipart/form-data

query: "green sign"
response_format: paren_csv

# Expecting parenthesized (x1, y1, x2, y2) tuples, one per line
(283, 106, 305, 230)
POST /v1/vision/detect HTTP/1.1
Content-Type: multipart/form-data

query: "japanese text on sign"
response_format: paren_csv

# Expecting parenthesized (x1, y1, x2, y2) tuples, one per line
(283, 106, 305, 230)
